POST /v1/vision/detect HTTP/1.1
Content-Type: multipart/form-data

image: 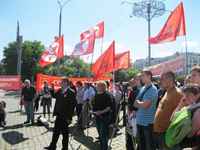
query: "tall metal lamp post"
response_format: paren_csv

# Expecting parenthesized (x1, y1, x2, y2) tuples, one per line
(122, 0, 166, 66)
(57, 0, 72, 75)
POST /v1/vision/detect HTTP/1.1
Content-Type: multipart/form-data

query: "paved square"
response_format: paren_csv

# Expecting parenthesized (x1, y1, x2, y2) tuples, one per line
(0, 91, 125, 150)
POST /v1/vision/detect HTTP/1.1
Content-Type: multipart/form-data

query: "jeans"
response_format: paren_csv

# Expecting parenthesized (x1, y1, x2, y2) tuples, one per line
(137, 124, 155, 150)
(95, 115, 110, 150)
(24, 101, 34, 122)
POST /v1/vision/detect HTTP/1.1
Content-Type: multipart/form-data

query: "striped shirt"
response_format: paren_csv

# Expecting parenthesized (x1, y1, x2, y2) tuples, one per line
(136, 84, 158, 126)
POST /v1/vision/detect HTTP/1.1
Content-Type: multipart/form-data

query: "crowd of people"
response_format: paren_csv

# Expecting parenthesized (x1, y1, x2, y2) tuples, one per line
(1, 66, 200, 150)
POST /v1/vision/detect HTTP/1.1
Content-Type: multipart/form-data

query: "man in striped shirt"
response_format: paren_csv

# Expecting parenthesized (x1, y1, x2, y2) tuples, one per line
(134, 70, 158, 150)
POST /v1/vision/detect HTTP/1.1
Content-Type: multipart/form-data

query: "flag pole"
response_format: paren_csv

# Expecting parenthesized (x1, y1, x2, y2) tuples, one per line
(90, 52, 94, 72)
(112, 70, 115, 93)
(100, 37, 104, 55)
(184, 35, 188, 75)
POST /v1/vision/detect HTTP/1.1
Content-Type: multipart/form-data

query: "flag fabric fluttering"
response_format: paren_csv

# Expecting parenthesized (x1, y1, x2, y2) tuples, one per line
(80, 21, 104, 41)
(92, 41, 115, 77)
(71, 32, 95, 56)
(149, 2, 186, 44)
(114, 51, 130, 71)
(39, 35, 64, 67)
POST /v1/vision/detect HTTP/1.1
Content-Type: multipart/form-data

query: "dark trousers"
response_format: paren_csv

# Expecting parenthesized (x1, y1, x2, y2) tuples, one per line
(153, 132, 181, 150)
(153, 132, 166, 150)
(96, 115, 110, 150)
(0, 111, 5, 123)
(49, 116, 69, 150)
(76, 104, 83, 125)
(180, 135, 200, 148)
(24, 101, 34, 123)
(137, 124, 155, 150)
(43, 104, 51, 117)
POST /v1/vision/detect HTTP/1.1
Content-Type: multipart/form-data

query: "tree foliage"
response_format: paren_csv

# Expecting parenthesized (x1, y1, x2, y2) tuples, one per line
(44, 56, 91, 77)
(114, 67, 140, 82)
(2, 41, 44, 81)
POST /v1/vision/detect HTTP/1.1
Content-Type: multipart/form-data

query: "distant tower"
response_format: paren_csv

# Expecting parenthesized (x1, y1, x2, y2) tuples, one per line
(16, 21, 23, 76)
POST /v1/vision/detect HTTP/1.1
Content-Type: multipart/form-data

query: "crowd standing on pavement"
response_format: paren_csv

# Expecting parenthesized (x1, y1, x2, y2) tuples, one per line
(1, 66, 200, 150)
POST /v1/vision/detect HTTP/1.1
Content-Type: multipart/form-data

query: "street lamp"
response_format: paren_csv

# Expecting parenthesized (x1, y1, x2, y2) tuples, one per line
(57, 0, 72, 37)
(122, 0, 166, 66)
(57, 0, 72, 75)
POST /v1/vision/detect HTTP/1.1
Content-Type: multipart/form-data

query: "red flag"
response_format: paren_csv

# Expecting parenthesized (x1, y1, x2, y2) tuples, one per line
(80, 21, 104, 40)
(115, 51, 130, 71)
(71, 32, 95, 56)
(92, 41, 115, 77)
(39, 35, 64, 67)
(150, 2, 186, 44)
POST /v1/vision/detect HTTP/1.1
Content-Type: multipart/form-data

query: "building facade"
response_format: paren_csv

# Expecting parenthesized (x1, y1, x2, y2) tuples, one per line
(134, 52, 200, 75)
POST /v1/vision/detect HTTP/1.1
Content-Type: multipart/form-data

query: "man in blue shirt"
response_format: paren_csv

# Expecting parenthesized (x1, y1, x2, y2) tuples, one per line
(134, 70, 158, 150)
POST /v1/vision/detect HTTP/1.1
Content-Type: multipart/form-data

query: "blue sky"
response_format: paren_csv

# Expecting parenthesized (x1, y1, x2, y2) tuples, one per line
(0, 0, 199, 64)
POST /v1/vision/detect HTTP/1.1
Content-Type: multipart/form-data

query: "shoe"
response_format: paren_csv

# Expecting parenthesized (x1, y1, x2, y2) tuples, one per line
(24, 121, 30, 124)
(44, 146, 56, 150)
(0, 122, 5, 128)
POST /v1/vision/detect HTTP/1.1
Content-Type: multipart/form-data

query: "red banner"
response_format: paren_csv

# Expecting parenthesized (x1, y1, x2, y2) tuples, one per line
(0, 75, 21, 91)
(36, 73, 111, 92)
(147, 56, 185, 76)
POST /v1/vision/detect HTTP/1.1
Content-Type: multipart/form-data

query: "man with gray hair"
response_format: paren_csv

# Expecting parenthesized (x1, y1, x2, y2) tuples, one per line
(21, 79, 36, 125)
(154, 71, 183, 150)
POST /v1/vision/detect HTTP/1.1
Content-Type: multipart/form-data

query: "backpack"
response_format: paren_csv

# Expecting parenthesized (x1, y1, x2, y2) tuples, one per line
(165, 102, 200, 148)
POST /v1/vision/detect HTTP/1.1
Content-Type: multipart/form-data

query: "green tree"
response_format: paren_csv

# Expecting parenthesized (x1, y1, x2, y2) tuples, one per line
(114, 67, 140, 82)
(44, 56, 91, 77)
(2, 40, 44, 81)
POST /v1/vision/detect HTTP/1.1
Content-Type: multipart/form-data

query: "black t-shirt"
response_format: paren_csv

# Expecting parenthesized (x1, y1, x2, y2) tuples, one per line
(92, 92, 112, 112)
(22, 86, 36, 101)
